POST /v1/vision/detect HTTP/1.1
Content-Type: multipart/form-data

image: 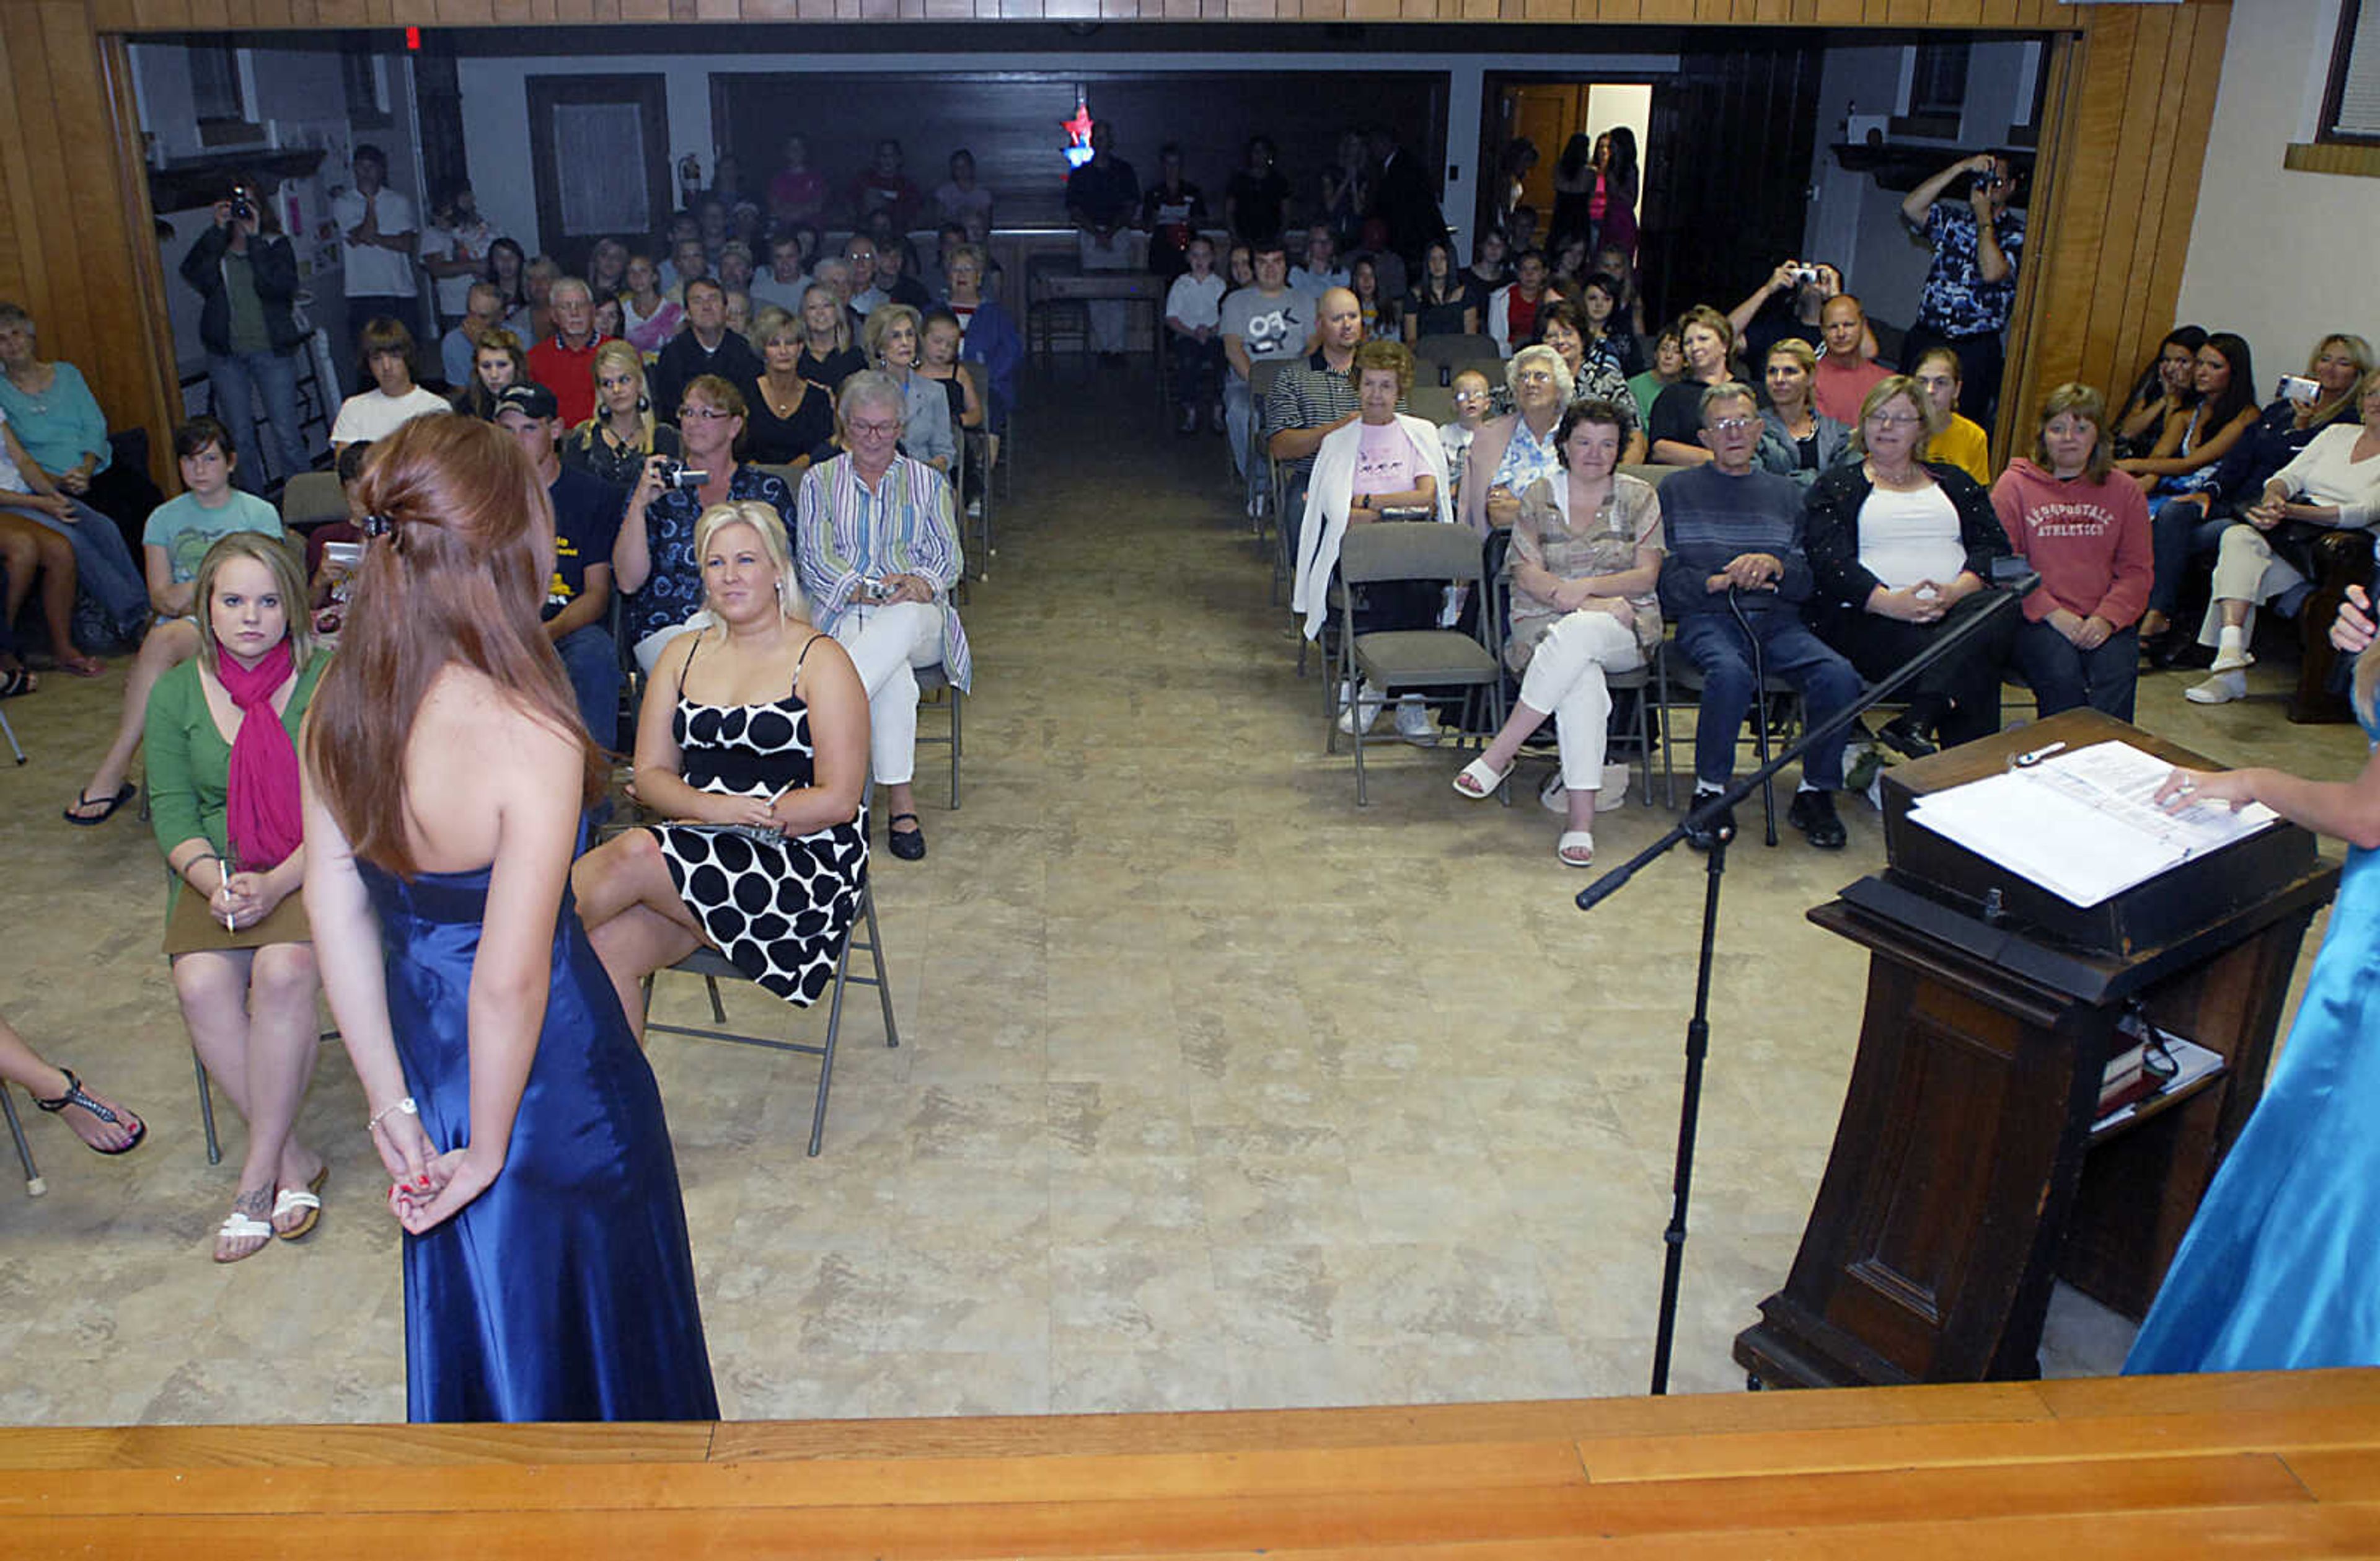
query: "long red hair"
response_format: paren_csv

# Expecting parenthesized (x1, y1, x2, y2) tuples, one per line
(307, 413, 606, 877)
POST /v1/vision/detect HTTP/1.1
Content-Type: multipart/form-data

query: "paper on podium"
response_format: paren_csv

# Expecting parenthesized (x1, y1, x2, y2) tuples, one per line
(1907, 740, 2281, 908)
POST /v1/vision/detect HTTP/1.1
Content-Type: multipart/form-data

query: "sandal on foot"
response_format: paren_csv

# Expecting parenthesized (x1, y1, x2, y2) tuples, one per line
(1556, 830, 1596, 868)
(63, 783, 136, 826)
(0, 666, 33, 699)
(215, 1194, 275, 1263)
(1452, 757, 1512, 799)
(271, 1170, 327, 1242)
(32, 1067, 146, 1154)
(57, 653, 105, 679)
(2208, 644, 2256, 674)
(886, 811, 927, 861)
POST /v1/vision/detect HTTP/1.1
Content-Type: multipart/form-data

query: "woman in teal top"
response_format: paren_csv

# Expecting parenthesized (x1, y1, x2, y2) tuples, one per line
(146, 531, 330, 1264)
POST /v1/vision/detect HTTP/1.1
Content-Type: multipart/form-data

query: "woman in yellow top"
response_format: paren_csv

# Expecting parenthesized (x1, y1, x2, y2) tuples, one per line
(1911, 345, 1991, 484)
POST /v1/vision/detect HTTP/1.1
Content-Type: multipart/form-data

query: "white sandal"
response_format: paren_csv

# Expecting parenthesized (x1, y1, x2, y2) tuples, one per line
(1453, 757, 1513, 799)
(1556, 829, 1595, 867)
(214, 1209, 274, 1264)
(270, 1185, 323, 1242)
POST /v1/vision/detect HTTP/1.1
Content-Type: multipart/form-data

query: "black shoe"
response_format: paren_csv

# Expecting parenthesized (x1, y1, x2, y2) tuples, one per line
(886, 811, 927, 861)
(1876, 715, 1939, 760)
(1683, 794, 1737, 851)
(1788, 788, 1847, 850)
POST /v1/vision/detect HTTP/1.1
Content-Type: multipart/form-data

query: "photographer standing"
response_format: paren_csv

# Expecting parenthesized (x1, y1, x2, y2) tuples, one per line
(180, 180, 312, 493)
(1900, 153, 2024, 431)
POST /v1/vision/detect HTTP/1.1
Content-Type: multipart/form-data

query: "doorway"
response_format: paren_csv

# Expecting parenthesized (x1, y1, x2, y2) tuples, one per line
(1483, 79, 1652, 259)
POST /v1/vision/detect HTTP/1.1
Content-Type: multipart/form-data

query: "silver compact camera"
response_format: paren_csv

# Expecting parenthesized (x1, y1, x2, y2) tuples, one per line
(651, 456, 708, 491)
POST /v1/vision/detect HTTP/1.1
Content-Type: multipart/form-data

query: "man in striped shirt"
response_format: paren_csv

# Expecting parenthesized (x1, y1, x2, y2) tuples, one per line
(1655, 381, 1859, 851)
(793, 370, 973, 862)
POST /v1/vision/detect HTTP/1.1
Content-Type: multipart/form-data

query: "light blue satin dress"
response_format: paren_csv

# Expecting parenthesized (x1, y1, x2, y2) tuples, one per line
(2126, 711, 2380, 1373)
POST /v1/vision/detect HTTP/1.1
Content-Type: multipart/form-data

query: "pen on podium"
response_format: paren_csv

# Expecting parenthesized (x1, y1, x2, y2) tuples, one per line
(2014, 740, 2066, 769)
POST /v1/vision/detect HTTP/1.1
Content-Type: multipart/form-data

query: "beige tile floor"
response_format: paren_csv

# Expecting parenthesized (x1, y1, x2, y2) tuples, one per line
(0, 363, 2366, 1425)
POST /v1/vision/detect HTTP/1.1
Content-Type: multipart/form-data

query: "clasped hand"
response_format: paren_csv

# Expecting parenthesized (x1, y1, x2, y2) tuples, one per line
(209, 870, 282, 931)
(1872, 583, 1947, 623)
(371, 1110, 498, 1236)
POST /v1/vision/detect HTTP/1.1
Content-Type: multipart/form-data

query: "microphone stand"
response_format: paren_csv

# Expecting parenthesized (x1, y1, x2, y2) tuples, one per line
(1579, 562, 2038, 1396)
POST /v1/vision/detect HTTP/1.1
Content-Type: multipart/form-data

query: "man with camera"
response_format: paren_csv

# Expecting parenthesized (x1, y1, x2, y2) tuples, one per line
(493, 382, 624, 749)
(1728, 258, 1858, 368)
(1902, 152, 2024, 431)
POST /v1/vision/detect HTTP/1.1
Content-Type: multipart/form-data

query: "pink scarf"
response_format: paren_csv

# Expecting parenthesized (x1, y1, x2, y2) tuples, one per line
(218, 640, 303, 872)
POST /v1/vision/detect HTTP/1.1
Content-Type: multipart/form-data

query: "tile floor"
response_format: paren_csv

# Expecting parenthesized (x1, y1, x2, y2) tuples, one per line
(0, 362, 2366, 1424)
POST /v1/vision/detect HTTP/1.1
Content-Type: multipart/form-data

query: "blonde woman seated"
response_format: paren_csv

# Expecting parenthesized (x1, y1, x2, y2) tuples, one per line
(1289, 340, 1455, 742)
(560, 339, 681, 489)
(860, 304, 956, 474)
(573, 501, 870, 1033)
(1452, 399, 1662, 867)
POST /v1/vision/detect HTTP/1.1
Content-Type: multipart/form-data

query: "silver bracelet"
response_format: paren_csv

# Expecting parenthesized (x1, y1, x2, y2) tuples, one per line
(367, 1097, 418, 1133)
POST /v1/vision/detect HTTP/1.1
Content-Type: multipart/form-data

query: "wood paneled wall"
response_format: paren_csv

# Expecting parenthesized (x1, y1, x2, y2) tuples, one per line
(9, 0, 2233, 485)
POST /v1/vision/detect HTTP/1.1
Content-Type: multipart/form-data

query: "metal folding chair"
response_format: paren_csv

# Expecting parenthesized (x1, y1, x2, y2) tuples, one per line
(3, 1085, 42, 1196)
(1330, 522, 1505, 807)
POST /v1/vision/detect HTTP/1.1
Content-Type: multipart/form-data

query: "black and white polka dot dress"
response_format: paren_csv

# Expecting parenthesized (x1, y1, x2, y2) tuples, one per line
(648, 658, 868, 1008)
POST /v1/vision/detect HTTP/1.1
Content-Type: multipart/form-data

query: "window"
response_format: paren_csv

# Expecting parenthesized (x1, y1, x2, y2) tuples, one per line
(188, 42, 247, 124)
(2322, 0, 2380, 143)
(1907, 42, 1970, 120)
(343, 43, 391, 131)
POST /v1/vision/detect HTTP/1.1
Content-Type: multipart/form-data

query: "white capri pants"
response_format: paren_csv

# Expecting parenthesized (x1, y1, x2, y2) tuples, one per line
(2195, 521, 2316, 648)
(1514, 608, 1642, 791)
(832, 600, 947, 787)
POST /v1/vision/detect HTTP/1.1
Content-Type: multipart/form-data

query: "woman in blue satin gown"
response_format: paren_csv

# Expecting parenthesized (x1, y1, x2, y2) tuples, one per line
(2125, 630, 2380, 1374)
(301, 415, 716, 1422)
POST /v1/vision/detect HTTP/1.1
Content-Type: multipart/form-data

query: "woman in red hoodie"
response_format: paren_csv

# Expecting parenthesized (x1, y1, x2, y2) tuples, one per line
(1991, 383, 2154, 720)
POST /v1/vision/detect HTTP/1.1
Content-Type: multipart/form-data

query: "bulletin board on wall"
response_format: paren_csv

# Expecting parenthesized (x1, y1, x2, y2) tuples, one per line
(709, 69, 1450, 231)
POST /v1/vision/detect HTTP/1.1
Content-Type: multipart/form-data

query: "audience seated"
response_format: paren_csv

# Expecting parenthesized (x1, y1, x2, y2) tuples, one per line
(1991, 383, 2153, 721)
(452, 326, 526, 422)
(850, 138, 923, 233)
(1647, 306, 1744, 465)
(1290, 224, 1350, 299)
(1486, 249, 1552, 358)
(490, 383, 624, 750)
(2185, 368, 2380, 706)
(519, 255, 561, 348)
(2112, 325, 2207, 461)
(1809, 294, 1892, 425)
(1593, 244, 1651, 338)
(145, 530, 328, 1263)
(0, 1009, 144, 1154)
(1755, 339, 1850, 489)
(744, 307, 834, 471)
(330, 319, 448, 452)
(1438, 369, 1494, 510)
(585, 236, 630, 305)
(440, 282, 506, 392)
(485, 237, 531, 335)
(875, 239, 932, 314)
(661, 236, 712, 303)
(421, 182, 498, 332)
(302, 440, 371, 632)
(724, 288, 755, 345)
(573, 499, 870, 1034)
(1910, 347, 1992, 484)
(935, 148, 996, 233)
(842, 237, 887, 321)
(1460, 345, 1572, 534)
(793, 370, 972, 862)
(0, 401, 148, 670)
(1404, 239, 1478, 342)
(178, 183, 312, 495)
(1452, 396, 1662, 865)
(1223, 240, 1318, 514)
(1655, 381, 1859, 849)
(940, 244, 1021, 434)
(1531, 299, 1645, 463)
(1803, 374, 2016, 758)
(748, 234, 808, 314)
(716, 240, 757, 304)
(2128, 332, 2260, 642)
(1265, 286, 1368, 531)
(1577, 274, 1642, 379)
(614, 373, 797, 671)
(1287, 339, 1452, 746)
(862, 305, 956, 474)
(1726, 259, 1865, 369)
(1629, 325, 1684, 430)
(795, 283, 868, 399)
(621, 254, 684, 355)
(650, 278, 763, 423)
(1349, 256, 1397, 344)
(563, 340, 682, 489)
(525, 278, 611, 428)
(768, 134, 829, 228)
(68, 416, 282, 826)
(917, 309, 986, 443)
(0, 302, 163, 551)
(1165, 236, 1228, 435)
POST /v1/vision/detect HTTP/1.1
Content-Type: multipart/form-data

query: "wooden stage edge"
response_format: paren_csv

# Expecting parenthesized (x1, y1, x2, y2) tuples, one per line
(4, 1369, 2380, 1555)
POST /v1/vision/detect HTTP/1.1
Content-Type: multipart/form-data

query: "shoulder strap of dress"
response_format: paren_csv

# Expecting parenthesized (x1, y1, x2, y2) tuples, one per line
(790, 630, 826, 692)
(679, 628, 704, 682)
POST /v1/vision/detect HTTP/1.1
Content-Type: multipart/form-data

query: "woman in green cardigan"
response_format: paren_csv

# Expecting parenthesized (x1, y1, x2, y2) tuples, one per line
(147, 531, 328, 1263)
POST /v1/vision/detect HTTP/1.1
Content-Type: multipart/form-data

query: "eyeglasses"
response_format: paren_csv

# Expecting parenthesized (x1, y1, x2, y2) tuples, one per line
(847, 419, 900, 438)
(682, 407, 736, 422)
(1514, 370, 1557, 386)
(1706, 417, 1758, 433)
(1865, 412, 1924, 427)
(1452, 390, 1488, 404)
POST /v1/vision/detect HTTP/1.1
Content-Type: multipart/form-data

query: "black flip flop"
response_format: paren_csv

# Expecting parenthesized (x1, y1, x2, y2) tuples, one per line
(886, 811, 927, 861)
(33, 1067, 147, 1156)
(63, 782, 135, 826)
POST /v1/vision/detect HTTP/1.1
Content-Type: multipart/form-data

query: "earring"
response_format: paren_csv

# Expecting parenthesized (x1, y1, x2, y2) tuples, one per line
(636, 393, 650, 413)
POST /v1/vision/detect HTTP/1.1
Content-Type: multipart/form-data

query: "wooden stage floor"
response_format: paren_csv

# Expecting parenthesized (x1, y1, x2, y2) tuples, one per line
(4, 1368, 2379, 1555)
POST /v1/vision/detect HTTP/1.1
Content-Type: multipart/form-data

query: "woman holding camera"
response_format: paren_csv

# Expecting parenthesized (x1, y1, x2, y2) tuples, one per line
(612, 374, 796, 672)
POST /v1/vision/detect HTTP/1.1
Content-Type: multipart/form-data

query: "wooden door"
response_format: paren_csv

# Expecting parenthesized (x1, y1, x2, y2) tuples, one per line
(1502, 83, 1580, 225)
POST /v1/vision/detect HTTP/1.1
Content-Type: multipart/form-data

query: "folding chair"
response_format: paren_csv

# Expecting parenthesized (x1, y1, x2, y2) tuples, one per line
(1411, 333, 1504, 387)
(1654, 637, 1806, 846)
(643, 878, 897, 1157)
(1480, 529, 1665, 810)
(278, 470, 348, 531)
(0, 702, 23, 766)
(956, 362, 996, 580)
(914, 663, 963, 810)
(1330, 522, 1505, 807)
(4, 1084, 41, 1196)
(1243, 358, 1290, 528)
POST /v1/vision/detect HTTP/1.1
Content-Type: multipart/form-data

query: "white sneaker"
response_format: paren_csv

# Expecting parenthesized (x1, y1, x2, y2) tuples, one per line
(1335, 681, 1385, 735)
(1393, 697, 1439, 746)
(2185, 670, 2248, 705)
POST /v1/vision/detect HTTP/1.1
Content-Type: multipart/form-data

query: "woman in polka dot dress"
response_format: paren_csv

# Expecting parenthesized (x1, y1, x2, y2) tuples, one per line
(573, 500, 870, 1033)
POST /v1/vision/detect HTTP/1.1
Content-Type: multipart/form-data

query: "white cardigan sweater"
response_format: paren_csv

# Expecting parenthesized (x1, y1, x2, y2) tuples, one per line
(1290, 411, 1457, 641)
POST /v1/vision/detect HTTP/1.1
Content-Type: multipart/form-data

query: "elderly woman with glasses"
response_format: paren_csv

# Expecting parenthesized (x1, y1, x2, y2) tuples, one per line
(1458, 343, 1573, 534)
(1803, 374, 2016, 758)
(793, 371, 971, 863)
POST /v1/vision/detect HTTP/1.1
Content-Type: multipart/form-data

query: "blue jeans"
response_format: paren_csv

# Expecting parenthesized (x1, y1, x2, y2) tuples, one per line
(206, 348, 310, 493)
(2148, 498, 2229, 618)
(1673, 610, 1861, 791)
(2016, 619, 2138, 723)
(554, 622, 622, 751)
(1172, 334, 1225, 407)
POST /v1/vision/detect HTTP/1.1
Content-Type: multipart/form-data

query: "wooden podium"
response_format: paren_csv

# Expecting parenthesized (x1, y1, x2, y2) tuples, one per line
(1734, 710, 2339, 1389)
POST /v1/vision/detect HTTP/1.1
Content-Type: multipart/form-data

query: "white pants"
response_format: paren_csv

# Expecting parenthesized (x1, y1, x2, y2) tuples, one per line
(1079, 231, 1130, 354)
(1515, 609, 1642, 790)
(832, 600, 946, 787)
(2197, 521, 2312, 647)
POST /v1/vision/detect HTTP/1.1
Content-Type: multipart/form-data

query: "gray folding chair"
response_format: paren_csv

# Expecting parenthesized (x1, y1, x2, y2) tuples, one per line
(1411, 333, 1504, 387)
(1330, 523, 1505, 807)
(643, 878, 897, 1156)
(4, 1085, 41, 1196)
(914, 663, 963, 811)
(278, 469, 347, 530)
(956, 361, 996, 578)
(1243, 358, 1291, 528)
(1480, 528, 1665, 810)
